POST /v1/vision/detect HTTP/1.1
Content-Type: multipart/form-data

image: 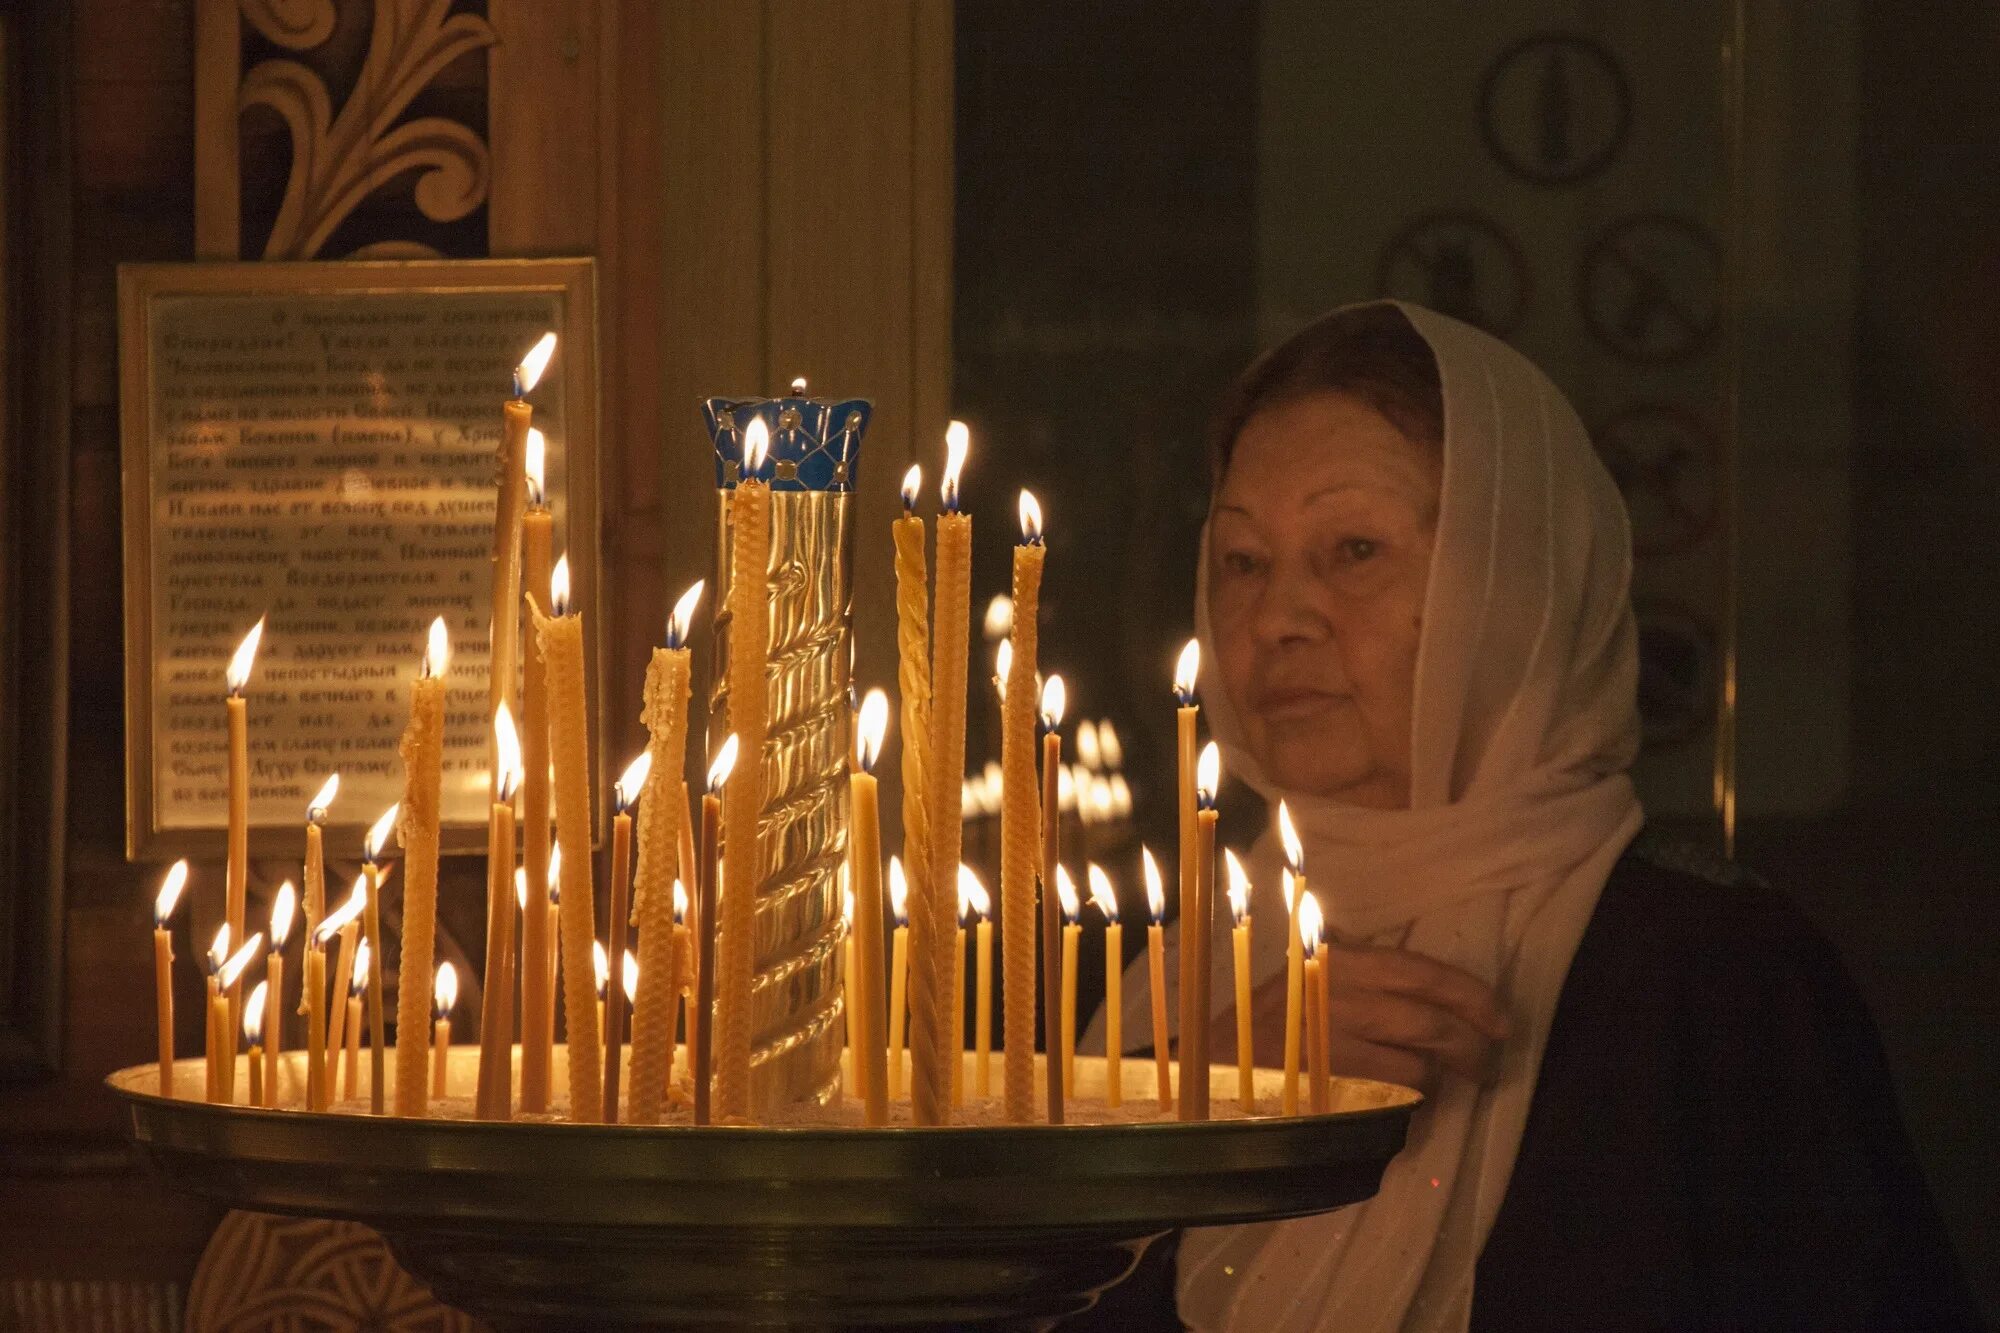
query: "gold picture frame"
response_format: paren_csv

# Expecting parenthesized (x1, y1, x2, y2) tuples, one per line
(119, 258, 599, 860)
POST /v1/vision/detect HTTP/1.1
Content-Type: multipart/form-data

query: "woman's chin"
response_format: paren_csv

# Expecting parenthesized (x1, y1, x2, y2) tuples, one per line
(1261, 737, 1379, 804)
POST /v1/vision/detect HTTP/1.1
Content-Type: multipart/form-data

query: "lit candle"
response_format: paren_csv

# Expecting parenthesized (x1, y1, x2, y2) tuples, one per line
(1039, 673, 1066, 1123)
(309, 890, 362, 1111)
(1056, 865, 1080, 1106)
(213, 932, 263, 1107)
(202, 925, 229, 1103)
(223, 616, 264, 1103)
(433, 962, 458, 1101)
(529, 555, 603, 1123)
(1300, 893, 1327, 1113)
(850, 689, 891, 1125)
(491, 333, 556, 762)
(244, 980, 267, 1108)
(1087, 864, 1122, 1108)
(920, 424, 972, 1126)
(520, 427, 556, 1113)
(952, 874, 967, 1107)
(393, 618, 451, 1116)
(629, 582, 702, 1124)
(1143, 847, 1172, 1110)
(887, 856, 910, 1101)
(1226, 850, 1254, 1112)
(345, 937, 369, 1100)
(361, 803, 396, 1117)
(891, 465, 942, 1125)
(603, 750, 649, 1123)
(1278, 802, 1305, 1116)
(1183, 742, 1220, 1120)
(1172, 640, 1200, 1118)
(693, 737, 735, 1126)
(545, 846, 562, 1015)
(152, 861, 188, 1098)
(670, 882, 690, 1092)
(301, 771, 337, 953)
(592, 941, 610, 1056)
(476, 705, 524, 1121)
(264, 879, 294, 1107)
(323, 876, 363, 1097)
(964, 866, 992, 1098)
(842, 883, 858, 1101)
(1000, 488, 1045, 1124)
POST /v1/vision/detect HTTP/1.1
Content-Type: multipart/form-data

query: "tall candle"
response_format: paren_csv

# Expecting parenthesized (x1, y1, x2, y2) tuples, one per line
(214, 933, 262, 1107)
(603, 751, 648, 1122)
(921, 426, 972, 1125)
(694, 738, 734, 1126)
(1314, 905, 1333, 1112)
(951, 892, 966, 1107)
(393, 618, 450, 1116)
(842, 885, 859, 1101)
(1143, 848, 1172, 1109)
(629, 583, 700, 1124)
(1278, 802, 1305, 1116)
(201, 925, 228, 1104)
(244, 980, 266, 1108)
(890, 467, 934, 1116)
(1185, 742, 1220, 1120)
(1056, 866, 1080, 1104)
(593, 942, 610, 1054)
(1299, 893, 1327, 1113)
(1039, 674, 1066, 1122)
(362, 803, 397, 1116)
(1087, 864, 1122, 1108)
(849, 691, 891, 1125)
(1225, 850, 1254, 1112)
(264, 879, 293, 1109)
(717, 419, 772, 1123)
(999, 489, 1045, 1124)
(323, 877, 363, 1095)
(964, 867, 992, 1099)
(476, 705, 524, 1121)
(545, 847, 562, 1010)
(223, 617, 263, 1102)
(530, 556, 602, 1123)
(152, 862, 188, 1098)
(887, 857, 910, 1100)
(520, 428, 556, 1112)
(309, 892, 361, 1110)
(345, 938, 369, 1100)
(491, 335, 555, 769)
(433, 962, 458, 1100)
(1172, 639, 1200, 1117)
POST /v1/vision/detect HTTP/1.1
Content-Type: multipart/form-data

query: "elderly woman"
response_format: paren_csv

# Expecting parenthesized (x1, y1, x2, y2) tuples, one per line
(1086, 303, 1978, 1331)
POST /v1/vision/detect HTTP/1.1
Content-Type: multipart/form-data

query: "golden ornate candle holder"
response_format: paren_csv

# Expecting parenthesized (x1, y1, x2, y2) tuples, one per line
(110, 1051, 1418, 1329)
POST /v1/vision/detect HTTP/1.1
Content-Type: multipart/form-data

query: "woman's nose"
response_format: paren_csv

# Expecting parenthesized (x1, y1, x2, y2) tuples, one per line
(1250, 560, 1327, 648)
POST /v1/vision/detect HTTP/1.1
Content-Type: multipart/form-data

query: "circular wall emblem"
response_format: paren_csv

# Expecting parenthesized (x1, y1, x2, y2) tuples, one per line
(1634, 599, 1719, 750)
(1374, 211, 1532, 338)
(1479, 33, 1632, 186)
(1593, 403, 1722, 557)
(1579, 213, 1722, 364)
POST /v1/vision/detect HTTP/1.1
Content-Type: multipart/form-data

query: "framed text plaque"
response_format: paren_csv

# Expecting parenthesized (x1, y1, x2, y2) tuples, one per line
(119, 259, 599, 859)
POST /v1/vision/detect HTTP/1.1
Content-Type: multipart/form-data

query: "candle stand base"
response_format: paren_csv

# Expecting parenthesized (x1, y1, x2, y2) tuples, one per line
(110, 1051, 1417, 1330)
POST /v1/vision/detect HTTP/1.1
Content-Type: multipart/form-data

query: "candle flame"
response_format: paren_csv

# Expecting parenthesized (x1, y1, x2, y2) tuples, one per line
(423, 617, 451, 680)
(673, 879, 688, 924)
(707, 733, 739, 792)
(313, 878, 365, 946)
(550, 554, 572, 617)
(244, 981, 267, 1044)
(1298, 891, 1324, 956)
(434, 961, 458, 1017)
(269, 880, 297, 948)
(1225, 850, 1251, 926)
(154, 860, 189, 927)
(790, 376, 808, 396)
(1109, 773, 1133, 817)
(1276, 801, 1303, 874)
(841, 884, 855, 928)
(351, 937, 371, 995)
(515, 867, 527, 912)
(592, 940, 609, 998)
(1057, 764, 1075, 811)
(888, 855, 909, 925)
(1039, 674, 1066, 731)
(941, 420, 969, 511)
(959, 863, 989, 920)
(615, 749, 652, 812)
(1142, 846, 1165, 924)
(1196, 741, 1221, 806)
(206, 924, 231, 976)
(623, 948, 640, 1004)
(1087, 862, 1120, 922)
(226, 617, 266, 696)
(525, 428, 547, 507)
(900, 464, 922, 513)
(994, 640, 1012, 703)
(1055, 865, 1080, 923)
(1017, 489, 1043, 544)
(1098, 719, 1125, 769)
(855, 688, 890, 772)
(743, 417, 770, 475)
(983, 593, 1013, 642)
(1173, 638, 1201, 705)
(365, 803, 400, 863)
(494, 702, 523, 802)
(515, 331, 558, 396)
(1076, 719, 1101, 770)
(217, 933, 263, 990)
(667, 579, 705, 649)
(306, 771, 340, 823)
(548, 846, 562, 903)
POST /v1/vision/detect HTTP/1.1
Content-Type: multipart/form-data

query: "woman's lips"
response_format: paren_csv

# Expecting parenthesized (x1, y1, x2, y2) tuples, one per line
(1255, 686, 1342, 720)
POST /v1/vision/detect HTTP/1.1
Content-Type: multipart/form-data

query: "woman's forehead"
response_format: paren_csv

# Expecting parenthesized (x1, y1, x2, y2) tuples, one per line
(1218, 393, 1441, 514)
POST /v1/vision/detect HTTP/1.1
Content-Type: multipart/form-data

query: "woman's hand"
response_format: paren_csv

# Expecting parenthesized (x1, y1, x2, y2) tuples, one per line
(1215, 945, 1510, 1096)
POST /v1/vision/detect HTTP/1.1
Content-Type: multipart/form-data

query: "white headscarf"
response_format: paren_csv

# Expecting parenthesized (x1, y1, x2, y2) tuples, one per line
(1106, 301, 1646, 1331)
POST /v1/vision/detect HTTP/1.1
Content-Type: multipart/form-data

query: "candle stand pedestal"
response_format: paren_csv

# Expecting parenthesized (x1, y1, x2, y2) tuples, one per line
(111, 1051, 1417, 1330)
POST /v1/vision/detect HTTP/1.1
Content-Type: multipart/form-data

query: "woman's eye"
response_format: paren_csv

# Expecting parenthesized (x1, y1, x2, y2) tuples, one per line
(1220, 549, 1265, 577)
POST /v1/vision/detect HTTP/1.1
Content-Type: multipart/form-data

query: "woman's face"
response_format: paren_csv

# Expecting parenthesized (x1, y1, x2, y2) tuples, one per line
(1207, 391, 1441, 808)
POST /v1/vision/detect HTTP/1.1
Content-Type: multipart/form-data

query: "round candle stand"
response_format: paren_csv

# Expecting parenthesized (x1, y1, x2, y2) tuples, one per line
(111, 1051, 1418, 1330)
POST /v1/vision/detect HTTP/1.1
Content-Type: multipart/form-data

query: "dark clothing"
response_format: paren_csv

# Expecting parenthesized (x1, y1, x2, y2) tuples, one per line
(1070, 834, 1984, 1331)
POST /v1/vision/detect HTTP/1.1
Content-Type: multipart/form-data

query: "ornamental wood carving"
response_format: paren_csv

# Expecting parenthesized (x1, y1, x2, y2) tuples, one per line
(187, 1211, 483, 1331)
